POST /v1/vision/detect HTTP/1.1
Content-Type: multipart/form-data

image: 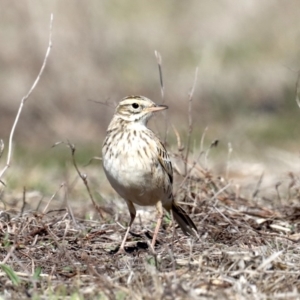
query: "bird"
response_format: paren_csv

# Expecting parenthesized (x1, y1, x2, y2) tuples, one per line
(102, 95, 198, 253)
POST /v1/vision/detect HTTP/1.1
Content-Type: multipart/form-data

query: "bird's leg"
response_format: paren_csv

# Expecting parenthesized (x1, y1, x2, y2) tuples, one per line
(118, 200, 136, 254)
(151, 201, 163, 250)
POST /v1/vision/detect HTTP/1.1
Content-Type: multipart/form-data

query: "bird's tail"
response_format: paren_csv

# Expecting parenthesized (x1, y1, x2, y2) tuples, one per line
(171, 202, 198, 238)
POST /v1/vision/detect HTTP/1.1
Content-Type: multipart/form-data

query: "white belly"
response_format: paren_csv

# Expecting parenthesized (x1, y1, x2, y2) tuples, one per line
(102, 136, 168, 206)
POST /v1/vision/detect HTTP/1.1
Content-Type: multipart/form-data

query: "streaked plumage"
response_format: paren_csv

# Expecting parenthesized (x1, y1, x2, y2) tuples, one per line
(102, 95, 198, 252)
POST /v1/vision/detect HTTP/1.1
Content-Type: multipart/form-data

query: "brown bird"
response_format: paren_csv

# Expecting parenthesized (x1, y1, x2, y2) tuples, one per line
(102, 96, 198, 252)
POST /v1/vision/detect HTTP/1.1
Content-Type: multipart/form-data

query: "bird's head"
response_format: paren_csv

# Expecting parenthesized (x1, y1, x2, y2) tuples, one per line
(115, 96, 168, 125)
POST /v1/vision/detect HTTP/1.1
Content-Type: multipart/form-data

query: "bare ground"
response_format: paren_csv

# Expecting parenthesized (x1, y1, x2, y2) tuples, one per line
(1, 159, 300, 300)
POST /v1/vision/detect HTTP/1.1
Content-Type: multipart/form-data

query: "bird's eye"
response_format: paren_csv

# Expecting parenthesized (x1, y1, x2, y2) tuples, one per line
(132, 103, 139, 109)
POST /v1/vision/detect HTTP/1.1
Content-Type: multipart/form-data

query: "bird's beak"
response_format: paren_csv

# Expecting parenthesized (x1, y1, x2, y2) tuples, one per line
(147, 104, 168, 112)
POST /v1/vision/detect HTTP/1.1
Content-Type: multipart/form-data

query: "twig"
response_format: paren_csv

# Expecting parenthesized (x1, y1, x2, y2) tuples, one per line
(0, 140, 4, 186)
(211, 182, 232, 202)
(295, 71, 300, 108)
(154, 50, 164, 101)
(84, 156, 102, 167)
(188, 239, 194, 271)
(225, 142, 233, 180)
(63, 181, 77, 226)
(0, 139, 4, 159)
(20, 186, 26, 217)
(175, 140, 208, 197)
(256, 250, 283, 271)
(0, 14, 53, 181)
(88, 98, 116, 109)
(204, 139, 219, 169)
(66, 142, 104, 219)
(184, 67, 199, 176)
(175, 138, 217, 198)
(253, 229, 300, 243)
(43, 183, 64, 214)
(275, 181, 282, 206)
(200, 126, 208, 154)
(172, 125, 184, 152)
(154, 50, 168, 144)
(252, 171, 264, 199)
(1, 245, 16, 264)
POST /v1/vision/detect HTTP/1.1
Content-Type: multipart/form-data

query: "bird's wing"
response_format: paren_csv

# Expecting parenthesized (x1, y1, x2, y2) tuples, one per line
(156, 139, 173, 184)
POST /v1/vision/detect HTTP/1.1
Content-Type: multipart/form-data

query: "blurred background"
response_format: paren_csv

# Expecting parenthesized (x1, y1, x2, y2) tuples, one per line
(0, 0, 300, 196)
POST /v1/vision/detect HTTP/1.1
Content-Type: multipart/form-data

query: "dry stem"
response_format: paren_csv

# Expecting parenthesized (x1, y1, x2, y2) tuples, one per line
(184, 67, 199, 176)
(0, 14, 54, 181)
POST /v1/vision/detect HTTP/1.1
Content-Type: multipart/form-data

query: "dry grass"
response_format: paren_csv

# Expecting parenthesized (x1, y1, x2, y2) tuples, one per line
(1, 151, 300, 299)
(1, 2, 300, 299)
